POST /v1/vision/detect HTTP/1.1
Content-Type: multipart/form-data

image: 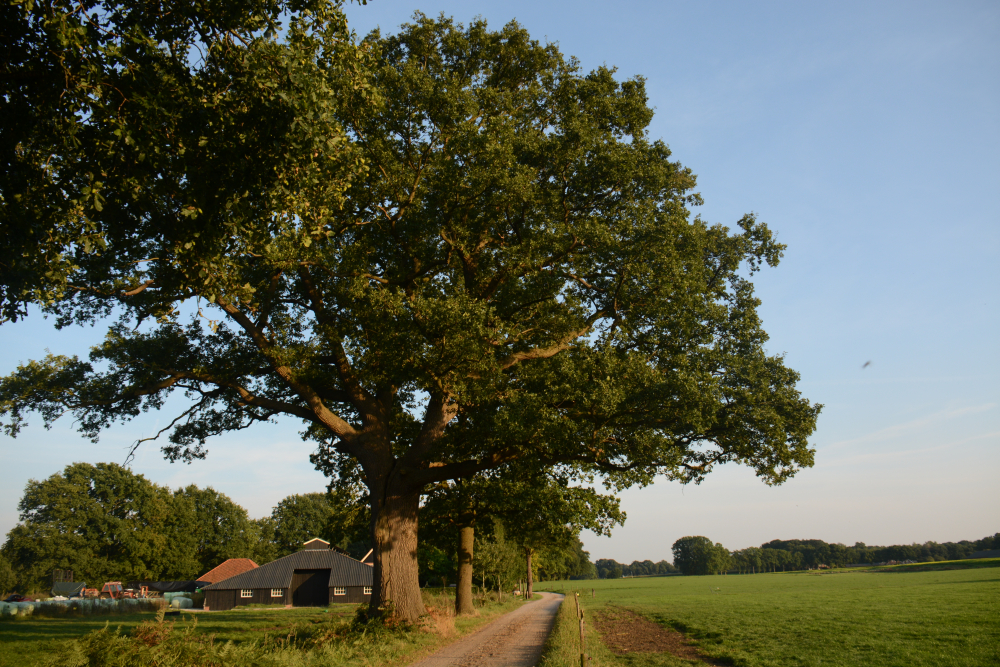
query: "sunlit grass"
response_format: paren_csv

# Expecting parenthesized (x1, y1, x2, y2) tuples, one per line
(539, 562, 1000, 667)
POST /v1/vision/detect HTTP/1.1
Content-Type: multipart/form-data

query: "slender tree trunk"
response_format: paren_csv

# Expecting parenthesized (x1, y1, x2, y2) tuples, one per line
(525, 547, 534, 598)
(455, 519, 475, 615)
(369, 484, 424, 622)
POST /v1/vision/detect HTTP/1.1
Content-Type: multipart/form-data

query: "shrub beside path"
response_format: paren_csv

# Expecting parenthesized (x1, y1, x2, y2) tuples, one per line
(409, 592, 564, 667)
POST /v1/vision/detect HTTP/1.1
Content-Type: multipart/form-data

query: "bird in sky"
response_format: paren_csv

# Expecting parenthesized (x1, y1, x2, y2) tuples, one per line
(862, 361, 872, 369)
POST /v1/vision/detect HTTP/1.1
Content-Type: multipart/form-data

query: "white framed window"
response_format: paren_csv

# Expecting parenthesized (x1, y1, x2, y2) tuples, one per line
(270, 589, 283, 598)
(363, 587, 372, 595)
(240, 589, 252, 599)
(333, 587, 346, 596)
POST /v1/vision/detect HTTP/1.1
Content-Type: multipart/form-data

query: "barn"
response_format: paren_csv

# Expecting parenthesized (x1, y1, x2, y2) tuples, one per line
(203, 539, 372, 611)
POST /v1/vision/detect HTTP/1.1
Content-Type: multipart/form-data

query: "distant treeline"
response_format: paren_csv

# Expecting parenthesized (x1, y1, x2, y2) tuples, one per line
(592, 558, 678, 579)
(744, 534, 1000, 571)
(595, 533, 1000, 578)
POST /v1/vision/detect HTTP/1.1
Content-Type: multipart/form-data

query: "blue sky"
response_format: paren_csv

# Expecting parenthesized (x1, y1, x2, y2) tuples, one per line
(1, 0, 997, 562)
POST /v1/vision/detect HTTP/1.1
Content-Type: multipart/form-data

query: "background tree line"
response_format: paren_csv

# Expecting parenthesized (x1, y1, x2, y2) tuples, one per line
(755, 536, 1000, 569)
(594, 558, 678, 579)
(670, 534, 1000, 576)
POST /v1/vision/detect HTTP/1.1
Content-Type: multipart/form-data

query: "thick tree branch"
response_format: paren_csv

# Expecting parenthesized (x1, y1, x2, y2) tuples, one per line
(215, 296, 358, 442)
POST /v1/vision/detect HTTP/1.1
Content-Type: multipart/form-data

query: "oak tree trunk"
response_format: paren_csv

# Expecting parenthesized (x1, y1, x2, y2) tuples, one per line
(525, 547, 534, 598)
(369, 486, 424, 622)
(455, 521, 475, 615)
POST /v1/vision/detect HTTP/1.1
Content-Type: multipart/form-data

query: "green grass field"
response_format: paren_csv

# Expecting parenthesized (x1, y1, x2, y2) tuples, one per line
(540, 560, 1000, 667)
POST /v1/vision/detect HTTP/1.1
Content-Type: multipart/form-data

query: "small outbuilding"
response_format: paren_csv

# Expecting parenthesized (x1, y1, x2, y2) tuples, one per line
(199, 558, 259, 584)
(202, 539, 373, 611)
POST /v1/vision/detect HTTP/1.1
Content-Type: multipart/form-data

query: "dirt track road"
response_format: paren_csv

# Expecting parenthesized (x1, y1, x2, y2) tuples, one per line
(408, 592, 564, 667)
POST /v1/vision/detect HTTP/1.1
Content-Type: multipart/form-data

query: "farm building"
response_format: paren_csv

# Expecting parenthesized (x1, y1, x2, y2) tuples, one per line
(199, 558, 259, 584)
(203, 539, 373, 611)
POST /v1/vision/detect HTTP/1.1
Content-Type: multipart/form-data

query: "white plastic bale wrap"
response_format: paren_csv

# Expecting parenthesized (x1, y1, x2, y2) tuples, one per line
(0, 602, 13, 616)
(15, 601, 35, 615)
(170, 597, 194, 609)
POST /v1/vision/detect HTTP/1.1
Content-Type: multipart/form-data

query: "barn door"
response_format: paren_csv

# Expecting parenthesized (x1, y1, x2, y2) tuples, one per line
(291, 569, 331, 607)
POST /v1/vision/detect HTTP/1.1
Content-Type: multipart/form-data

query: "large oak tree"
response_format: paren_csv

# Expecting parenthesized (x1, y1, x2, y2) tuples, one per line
(1, 3, 820, 621)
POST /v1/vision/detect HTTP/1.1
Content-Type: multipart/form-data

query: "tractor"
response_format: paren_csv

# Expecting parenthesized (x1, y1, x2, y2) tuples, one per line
(98, 582, 125, 599)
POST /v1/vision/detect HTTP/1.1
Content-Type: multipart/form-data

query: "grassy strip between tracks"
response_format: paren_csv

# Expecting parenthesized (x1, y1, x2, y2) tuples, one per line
(0, 589, 527, 667)
(539, 560, 1000, 667)
(539, 592, 630, 667)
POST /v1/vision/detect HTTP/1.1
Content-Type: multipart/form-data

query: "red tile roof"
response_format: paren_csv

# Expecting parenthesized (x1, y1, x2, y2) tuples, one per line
(199, 558, 259, 584)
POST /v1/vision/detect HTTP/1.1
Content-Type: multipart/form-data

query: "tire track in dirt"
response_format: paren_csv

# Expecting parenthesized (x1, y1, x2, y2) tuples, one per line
(408, 592, 564, 667)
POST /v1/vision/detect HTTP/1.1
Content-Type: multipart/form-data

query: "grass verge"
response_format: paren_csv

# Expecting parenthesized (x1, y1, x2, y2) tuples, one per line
(538, 591, 634, 667)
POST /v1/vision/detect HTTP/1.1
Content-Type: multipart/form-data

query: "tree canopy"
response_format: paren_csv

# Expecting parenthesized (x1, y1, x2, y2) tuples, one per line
(270, 490, 369, 558)
(1, 3, 820, 621)
(0, 462, 267, 590)
(671, 535, 730, 576)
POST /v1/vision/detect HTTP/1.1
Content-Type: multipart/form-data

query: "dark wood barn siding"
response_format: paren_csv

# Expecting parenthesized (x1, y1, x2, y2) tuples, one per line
(329, 586, 370, 604)
(206, 586, 365, 610)
(205, 589, 236, 611)
(235, 588, 280, 607)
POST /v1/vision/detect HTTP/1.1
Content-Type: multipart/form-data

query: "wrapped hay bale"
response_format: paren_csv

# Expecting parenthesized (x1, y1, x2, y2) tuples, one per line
(170, 596, 194, 609)
(0, 602, 14, 616)
(15, 602, 35, 616)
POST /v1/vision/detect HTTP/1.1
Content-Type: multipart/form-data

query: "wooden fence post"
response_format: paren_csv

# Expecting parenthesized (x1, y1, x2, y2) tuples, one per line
(575, 593, 587, 667)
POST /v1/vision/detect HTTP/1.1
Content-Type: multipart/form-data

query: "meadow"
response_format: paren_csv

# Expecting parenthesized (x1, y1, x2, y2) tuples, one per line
(0, 590, 524, 667)
(539, 560, 1000, 667)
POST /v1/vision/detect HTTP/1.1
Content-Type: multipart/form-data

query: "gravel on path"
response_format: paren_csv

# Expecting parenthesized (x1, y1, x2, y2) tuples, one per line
(408, 592, 565, 667)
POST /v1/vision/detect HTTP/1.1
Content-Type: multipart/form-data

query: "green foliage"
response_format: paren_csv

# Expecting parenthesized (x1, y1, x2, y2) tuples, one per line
(174, 485, 262, 574)
(2, 462, 192, 590)
(671, 536, 730, 576)
(759, 534, 1000, 568)
(416, 544, 455, 587)
(594, 558, 675, 579)
(0, 0, 369, 324)
(271, 490, 369, 559)
(0, 553, 17, 595)
(1, 9, 818, 489)
(475, 522, 523, 593)
(271, 493, 340, 557)
(419, 471, 619, 590)
(250, 516, 281, 565)
(2, 4, 820, 618)
(595, 559, 623, 579)
(0, 463, 272, 589)
(545, 539, 598, 581)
